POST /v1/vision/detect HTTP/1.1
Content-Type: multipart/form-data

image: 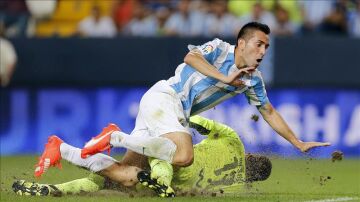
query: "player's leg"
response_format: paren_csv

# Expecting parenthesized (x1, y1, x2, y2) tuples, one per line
(82, 124, 191, 166)
(35, 124, 120, 177)
(53, 171, 151, 196)
(54, 173, 105, 195)
(109, 131, 193, 166)
(60, 142, 118, 173)
(108, 131, 193, 166)
(120, 150, 149, 169)
(81, 121, 182, 165)
(34, 134, 141, 188)
(13, 173, 104, 196)
(34, 135, 117, 177)
(60, 144, 141, 187)
(82, 81, 193, 166)
(161, 132, 193, 166)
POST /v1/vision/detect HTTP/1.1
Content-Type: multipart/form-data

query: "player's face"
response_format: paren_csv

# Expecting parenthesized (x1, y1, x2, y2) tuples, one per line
(242, 31, 270, 68)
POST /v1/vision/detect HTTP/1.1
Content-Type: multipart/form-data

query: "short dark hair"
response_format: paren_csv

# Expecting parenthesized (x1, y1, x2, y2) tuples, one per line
(245, 153, 272, 182)
(236, 22, 270, 45)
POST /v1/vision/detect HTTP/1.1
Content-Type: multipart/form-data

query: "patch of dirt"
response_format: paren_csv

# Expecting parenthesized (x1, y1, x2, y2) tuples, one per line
(319, 176, 332, 186)
(87, 190, 131, 197)
(245, 182, 253, 190)
(103, 178, 228, 198)
(331, 150, 343, 162)
(251, 114, 259, 122)
(174, 188, 225, 197)
(103, 177, 155, 197)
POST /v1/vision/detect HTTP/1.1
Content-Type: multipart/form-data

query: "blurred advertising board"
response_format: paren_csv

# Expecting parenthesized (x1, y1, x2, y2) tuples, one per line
(1, 88, 359, 157)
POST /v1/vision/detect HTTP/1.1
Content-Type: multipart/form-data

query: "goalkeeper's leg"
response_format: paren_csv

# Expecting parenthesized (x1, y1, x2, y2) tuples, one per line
(54, 173, 105, 195)
(13, 173, 105, 196)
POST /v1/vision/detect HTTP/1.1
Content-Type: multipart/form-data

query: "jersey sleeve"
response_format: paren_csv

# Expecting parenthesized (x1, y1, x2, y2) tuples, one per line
(244, 71, 269, 106)
(187, 38, 225, 65)
(189, 115, 239, 139)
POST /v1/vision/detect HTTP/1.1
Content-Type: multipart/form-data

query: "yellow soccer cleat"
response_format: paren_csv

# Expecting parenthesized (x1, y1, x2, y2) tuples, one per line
(12, 180, 50, 196)
(137, 170, 175, 198)
(12, 180, 61, 196)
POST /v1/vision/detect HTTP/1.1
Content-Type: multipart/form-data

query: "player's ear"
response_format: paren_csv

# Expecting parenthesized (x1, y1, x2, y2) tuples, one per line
(237, 38, 246, 51)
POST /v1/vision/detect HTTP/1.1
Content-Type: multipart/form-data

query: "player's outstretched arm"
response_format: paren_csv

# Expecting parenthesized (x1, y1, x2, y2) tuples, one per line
(295, 141, 331, 153)
(258, 103, 331, 152)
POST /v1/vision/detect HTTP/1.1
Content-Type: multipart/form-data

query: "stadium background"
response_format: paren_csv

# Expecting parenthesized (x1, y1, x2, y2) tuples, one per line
(1, 0, 359, 158)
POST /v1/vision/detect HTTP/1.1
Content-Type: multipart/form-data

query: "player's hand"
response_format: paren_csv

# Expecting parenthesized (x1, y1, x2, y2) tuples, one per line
(222, 67, 256, 87)
(296, 141, 331, 153)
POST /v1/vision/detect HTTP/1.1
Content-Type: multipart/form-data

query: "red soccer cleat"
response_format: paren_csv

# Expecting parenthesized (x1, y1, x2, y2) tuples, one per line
(34, 135, 63, 178)
(81, 123, 120, 159)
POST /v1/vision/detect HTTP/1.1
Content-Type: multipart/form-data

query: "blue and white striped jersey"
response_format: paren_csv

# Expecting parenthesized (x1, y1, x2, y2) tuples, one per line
(167, 38, 269, 118)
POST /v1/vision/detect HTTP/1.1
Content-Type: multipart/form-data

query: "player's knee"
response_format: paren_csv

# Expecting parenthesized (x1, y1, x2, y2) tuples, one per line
(173, 151, 194, 167)
(182, 154, 194, 167)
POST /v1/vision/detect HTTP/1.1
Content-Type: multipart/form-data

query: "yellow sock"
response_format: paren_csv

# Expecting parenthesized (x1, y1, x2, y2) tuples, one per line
(54, 173, 104, 195)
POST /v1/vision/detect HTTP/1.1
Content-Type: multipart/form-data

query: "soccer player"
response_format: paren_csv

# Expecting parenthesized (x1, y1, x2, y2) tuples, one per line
(13, 116, 271, 197)
(34, 22, 330, 196)
(80, 21, 329, 164)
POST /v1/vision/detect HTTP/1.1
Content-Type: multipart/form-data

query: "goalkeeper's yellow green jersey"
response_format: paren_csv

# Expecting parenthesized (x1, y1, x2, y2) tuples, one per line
(172, 115, 246, 193)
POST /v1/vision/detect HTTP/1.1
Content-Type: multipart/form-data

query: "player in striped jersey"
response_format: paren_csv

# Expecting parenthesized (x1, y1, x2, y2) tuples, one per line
(79, 21, 329, 167)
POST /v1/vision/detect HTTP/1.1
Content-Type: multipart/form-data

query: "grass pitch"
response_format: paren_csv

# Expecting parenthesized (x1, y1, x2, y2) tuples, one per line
(1, 155, 359, 202)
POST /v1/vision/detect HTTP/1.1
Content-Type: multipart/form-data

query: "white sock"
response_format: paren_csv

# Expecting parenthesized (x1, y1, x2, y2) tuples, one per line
(60, 143, 118, 172)
(110, 131, 177, 163)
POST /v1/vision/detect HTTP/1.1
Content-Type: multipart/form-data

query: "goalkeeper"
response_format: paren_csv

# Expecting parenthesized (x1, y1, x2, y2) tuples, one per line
(13, 116, 271, 197)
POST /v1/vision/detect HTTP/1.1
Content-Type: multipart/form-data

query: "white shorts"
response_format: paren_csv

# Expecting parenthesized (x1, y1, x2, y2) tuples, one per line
(131, 80, 190, 138)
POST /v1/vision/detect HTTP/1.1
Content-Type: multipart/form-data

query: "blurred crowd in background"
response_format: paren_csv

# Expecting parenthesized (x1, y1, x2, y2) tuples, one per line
(0, 0, 359, 38)
(1, 0, 360, 87)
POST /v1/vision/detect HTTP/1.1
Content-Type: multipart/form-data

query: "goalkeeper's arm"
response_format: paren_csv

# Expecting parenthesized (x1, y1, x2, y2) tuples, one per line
(189, 115, 239, 140)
